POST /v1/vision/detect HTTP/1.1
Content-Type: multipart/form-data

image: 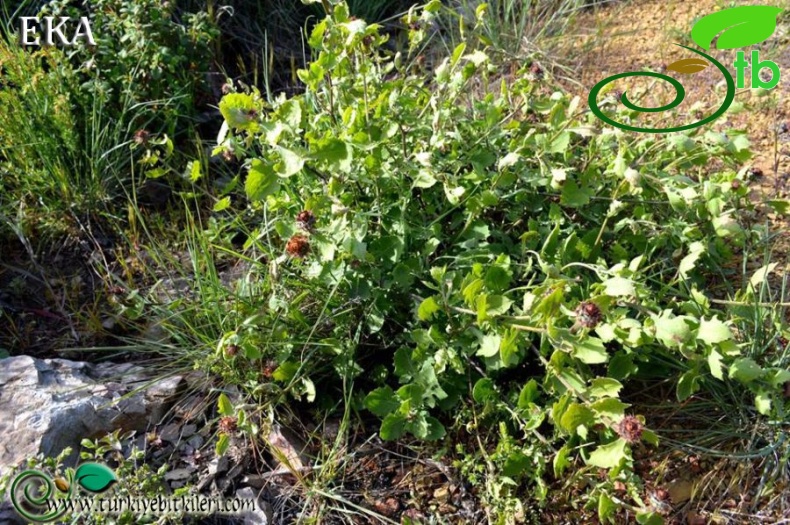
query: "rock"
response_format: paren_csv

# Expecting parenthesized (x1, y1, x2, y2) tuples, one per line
(187, 435, 204, 450)
(0, 498, 25, 524)
(242, 474, 267, 489)
(235, 487, 274, 525)
(164, 467, 195, 482)
(159, 423, 182, 442)
(0, 356, 185, 478)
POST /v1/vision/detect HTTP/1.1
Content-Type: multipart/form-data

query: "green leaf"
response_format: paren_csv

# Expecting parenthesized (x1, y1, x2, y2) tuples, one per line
(275, 147, 305, 177)
(573, 337, 608, 364)
(477, 334, 501, 357)
(215, 433, 230, 456)
(729, 357, 763, 383)
(278, 99, 302, 129)
(518, 379, 540, 408)
(413, 169, 437, 188)
(755, 391, 772, 415)
(602, 277, 636, 297)
(380, 412, 407, 440)
(599, 492, 617, 523)
(75, 463, 117, 493)
(187, 160, 202, 182)
(691, 6, 782, 50)
(560, 403, 595, 433)
(679, 241, 705, 278)
(219, 93, 257, 129)
(418, 296, 441, 321)
(708, 349, 724, 379)
(246, 160, 280, 201)
(560, 179, 592, 208)
(697, 316, 733, 345)
(654, 313, 692, 348)
(424, 416, 446, 440)
(677, 369, 701, 401)
(315, 138, 353, 171)
(213, 197, 231, 212)
(636, 511, 664, 525)
(547, 131, 571, 154)
(217, 393, 234, 416)
(591, 398, 629, 420)
(586, 438, 628, 469)
(364, 387, 400, 417)
(553, 445, 571, 477)
(608, 353, 637, 380)
(273, 361, 300, 382)
(476, 294, 513, 320)
(472, 378, 497, 403)
(588, 378, 623, 398)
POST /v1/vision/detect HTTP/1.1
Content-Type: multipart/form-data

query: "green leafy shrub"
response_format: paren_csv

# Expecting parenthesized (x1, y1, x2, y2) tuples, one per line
(42, 0, 218, 130)
(200, 0, 786, 519)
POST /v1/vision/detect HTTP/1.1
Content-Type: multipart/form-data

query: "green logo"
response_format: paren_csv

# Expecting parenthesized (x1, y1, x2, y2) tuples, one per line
(589, 5, 782, 133)
(9, 462, 117, 522)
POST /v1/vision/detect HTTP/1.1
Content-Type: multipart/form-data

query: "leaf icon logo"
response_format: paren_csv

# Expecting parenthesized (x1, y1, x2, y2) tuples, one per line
(691, 5, 782, 50)
(75, 463, 118, 493)
(666, 57, 709, 75)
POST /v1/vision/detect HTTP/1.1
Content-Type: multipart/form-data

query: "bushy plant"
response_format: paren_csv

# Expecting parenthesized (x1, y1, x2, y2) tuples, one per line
(195, 0, 787, 520)
(41, 0, 218, 131)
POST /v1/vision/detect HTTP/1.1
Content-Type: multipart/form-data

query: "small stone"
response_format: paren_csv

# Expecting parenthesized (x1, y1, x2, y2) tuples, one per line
(164, 467, 194, 482)
(187, 435, 204, 450)
(159, 423, 181, 442)
(181, 424, 197, 438)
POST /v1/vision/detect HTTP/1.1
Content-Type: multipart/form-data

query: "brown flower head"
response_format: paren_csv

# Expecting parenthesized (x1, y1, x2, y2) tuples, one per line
(133, 129, 150, 146)
(575, 301, 602, 329)
(615, 415, 644, 443)
(286, 234, 310, 258)
(296, 210, 316, 231)
(748, 167, 763, 179)
(262, 359, 278, 379)
(218, 416, 238, 435)
(224, 344, 239, 357)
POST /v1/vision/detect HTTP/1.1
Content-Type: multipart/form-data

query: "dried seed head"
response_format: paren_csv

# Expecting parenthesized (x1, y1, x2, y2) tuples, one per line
(218, 416, 238, 435)
(529, 62, 544, 79)
(575, 301, 602, 329)
(731, 180, 741, 190)
(133, 129, 150, 146)
(224, 344, 239, 357)
(286, 235, 310, 258)
(615, 415, 644, 443)
(296, 210, 316, 231)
